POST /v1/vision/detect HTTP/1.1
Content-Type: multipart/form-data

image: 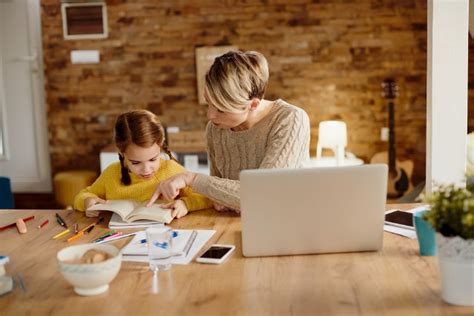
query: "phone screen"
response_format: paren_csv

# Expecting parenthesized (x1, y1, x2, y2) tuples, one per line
(200, 246, 233, 259)
(385, 211, 413, 227)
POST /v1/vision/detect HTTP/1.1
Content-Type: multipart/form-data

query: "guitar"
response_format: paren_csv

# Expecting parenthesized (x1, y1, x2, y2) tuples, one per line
(370, 78, 414, 198)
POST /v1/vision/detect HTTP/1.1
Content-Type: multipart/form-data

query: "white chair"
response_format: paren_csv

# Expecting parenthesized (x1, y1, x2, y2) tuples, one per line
(316, 121, 347, 166)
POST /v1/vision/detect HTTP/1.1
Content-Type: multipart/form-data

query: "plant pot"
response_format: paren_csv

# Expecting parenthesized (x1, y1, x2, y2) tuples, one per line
(436, 233, 474, 306)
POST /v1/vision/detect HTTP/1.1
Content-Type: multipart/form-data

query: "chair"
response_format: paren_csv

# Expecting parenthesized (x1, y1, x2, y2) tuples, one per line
(53, 170, 97, 208)
(0, 177, 14, 209)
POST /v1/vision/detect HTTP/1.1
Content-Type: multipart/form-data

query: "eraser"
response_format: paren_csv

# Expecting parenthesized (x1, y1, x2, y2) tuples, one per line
(16, 219, 27, 234)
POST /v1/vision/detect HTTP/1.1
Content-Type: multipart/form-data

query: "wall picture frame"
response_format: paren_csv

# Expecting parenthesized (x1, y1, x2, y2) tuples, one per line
(61, 2, 108, 40)
(195, 45, 238, 105)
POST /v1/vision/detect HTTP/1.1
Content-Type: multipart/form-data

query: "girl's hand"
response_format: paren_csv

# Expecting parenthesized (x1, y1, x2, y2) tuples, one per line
(162, 200, 189, 219)
(147, 172, 197, 206)
(84, 197, 107, 210)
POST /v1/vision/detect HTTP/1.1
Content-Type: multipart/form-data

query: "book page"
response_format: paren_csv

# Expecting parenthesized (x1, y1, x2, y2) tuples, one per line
(127, 201, 173, 224)
(108, 213, 164, 229)
(87, 199, 139, 220)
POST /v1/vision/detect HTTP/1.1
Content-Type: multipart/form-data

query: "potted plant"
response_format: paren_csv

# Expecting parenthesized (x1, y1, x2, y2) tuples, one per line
(423, 183, 474, 306)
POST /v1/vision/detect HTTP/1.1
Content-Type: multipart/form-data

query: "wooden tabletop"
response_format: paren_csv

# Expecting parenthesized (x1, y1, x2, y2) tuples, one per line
(1, 205, 473, 316)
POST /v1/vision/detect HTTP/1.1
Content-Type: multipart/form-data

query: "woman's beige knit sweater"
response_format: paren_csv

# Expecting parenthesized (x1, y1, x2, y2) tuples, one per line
(191, 99, 311, 210)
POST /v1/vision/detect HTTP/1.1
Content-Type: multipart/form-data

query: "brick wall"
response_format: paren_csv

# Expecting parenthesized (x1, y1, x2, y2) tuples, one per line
(41, 0, 431, 185)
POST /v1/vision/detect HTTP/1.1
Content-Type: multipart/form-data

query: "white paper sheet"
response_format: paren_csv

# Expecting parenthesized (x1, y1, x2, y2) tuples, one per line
(384, 224, 417, 239)
(121, 229, 215, 265)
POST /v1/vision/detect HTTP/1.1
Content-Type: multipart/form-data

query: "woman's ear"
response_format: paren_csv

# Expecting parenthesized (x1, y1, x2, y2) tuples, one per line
(249, 98, 261, 111)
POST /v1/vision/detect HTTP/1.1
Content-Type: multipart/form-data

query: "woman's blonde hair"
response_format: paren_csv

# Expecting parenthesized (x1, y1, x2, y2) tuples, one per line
(114, 109, 175, 185)
(204, 50, 269, 113)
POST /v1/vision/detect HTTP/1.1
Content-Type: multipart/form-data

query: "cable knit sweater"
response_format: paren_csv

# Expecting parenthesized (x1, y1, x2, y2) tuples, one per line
(191, 99, 310, 210)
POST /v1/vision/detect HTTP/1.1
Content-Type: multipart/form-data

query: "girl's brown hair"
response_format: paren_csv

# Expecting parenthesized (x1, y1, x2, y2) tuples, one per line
(114, 109, 175, 185)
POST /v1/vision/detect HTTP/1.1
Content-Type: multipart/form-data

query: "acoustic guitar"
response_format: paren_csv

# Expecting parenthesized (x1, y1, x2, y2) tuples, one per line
(370, 78, 414, 198)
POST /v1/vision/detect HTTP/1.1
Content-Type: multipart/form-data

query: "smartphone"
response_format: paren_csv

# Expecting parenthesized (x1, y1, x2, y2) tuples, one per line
(196, 244, 235, 264)
(385, 210, 414, 230)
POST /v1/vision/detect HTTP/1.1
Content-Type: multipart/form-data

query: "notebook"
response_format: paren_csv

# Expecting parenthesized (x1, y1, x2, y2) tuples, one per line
(121, 229, 216, 265)
(240, 164, 388, 257)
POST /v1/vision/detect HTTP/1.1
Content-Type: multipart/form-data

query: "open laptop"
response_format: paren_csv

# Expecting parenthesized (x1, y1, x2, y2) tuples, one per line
(240, 164, 388, 257)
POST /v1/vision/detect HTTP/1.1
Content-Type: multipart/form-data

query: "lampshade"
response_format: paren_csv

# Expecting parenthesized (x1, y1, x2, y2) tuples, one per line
(318, 121, 347, 148)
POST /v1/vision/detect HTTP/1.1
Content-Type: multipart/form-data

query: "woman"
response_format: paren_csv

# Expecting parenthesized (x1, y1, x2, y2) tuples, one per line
(148, 50, 310, 212)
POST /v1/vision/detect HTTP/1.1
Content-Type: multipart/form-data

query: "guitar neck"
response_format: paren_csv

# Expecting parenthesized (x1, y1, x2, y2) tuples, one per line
(388, 100, 396, 173)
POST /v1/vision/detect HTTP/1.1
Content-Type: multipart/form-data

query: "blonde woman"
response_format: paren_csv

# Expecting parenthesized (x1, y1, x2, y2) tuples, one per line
(148, 51, 310, 212)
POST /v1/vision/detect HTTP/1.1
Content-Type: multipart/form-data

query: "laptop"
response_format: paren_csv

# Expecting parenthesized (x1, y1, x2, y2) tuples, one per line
(240, 164, 388, 257)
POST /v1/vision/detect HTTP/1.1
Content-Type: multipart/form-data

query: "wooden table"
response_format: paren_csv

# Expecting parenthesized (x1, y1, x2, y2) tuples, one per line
(1, 205, 473, 316)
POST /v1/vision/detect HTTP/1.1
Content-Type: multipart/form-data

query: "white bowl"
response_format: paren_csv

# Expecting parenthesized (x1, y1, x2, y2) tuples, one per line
(57, 244, 122, 296)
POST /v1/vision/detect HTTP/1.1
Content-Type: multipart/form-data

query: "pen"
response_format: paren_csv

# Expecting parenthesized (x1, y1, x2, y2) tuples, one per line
(92, 230, 116, 243)
(80, 217, 104, 233)
(37, 219, 49, 229)
(55, 213, 68, 228)
(95, 232, 137, 244)
(183, 230, 198, 257)
(52, 228, 70, 239)
(102, 232, 122, 241)
(0, 216, 35, 231)
(97, 230, 116, 239)
(66, 217, 104, 243)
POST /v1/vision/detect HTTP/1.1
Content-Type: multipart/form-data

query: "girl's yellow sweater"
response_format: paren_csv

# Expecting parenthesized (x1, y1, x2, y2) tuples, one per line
(73, 160, 213, 212)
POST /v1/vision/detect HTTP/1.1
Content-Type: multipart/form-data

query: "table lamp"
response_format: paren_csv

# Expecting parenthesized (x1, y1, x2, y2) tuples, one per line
(316, 120, 347, 166)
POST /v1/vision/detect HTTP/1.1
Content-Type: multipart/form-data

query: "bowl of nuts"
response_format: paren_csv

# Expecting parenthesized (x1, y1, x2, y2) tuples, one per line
(57, 243, 121, 296)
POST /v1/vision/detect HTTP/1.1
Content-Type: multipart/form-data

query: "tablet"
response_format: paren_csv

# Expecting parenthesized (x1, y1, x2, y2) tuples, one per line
(385, 210, 414, 230)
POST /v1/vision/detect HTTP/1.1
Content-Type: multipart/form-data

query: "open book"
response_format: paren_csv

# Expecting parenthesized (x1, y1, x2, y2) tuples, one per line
(86, 199, 173, 224)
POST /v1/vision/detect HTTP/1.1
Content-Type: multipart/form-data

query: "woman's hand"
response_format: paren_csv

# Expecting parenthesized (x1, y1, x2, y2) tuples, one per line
(162, 200, 189, 219)
(84, 197, 107, 210)
(214, 202, 232, 212)
(213, 202, 240, 214)
(147, 172, 196, 206)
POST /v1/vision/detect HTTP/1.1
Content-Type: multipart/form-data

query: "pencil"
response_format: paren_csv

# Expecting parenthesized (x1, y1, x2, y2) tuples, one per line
(0, 216, 35, 231)
(67, 231, 84, 242)
(66, 217, 104, 243)
(38, 219, 49, 229)
(52, 228, 70, 239)
(95, 232, 137, 244)
(79, 217, 104, 234)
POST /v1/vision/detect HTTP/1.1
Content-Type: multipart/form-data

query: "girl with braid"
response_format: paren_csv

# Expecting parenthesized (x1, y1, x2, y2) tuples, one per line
(74, 109, 212, 219)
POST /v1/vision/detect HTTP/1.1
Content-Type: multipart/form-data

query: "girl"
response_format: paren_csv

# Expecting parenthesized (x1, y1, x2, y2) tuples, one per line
(147, 50, 310, 212)
(73, 109, 213, 219)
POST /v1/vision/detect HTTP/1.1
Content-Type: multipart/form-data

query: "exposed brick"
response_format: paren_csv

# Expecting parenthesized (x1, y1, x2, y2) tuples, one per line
(41, 0, 468, 186)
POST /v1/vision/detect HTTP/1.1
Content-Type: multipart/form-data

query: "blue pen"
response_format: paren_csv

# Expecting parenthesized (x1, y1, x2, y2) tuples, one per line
(141, 230, 178, 243)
